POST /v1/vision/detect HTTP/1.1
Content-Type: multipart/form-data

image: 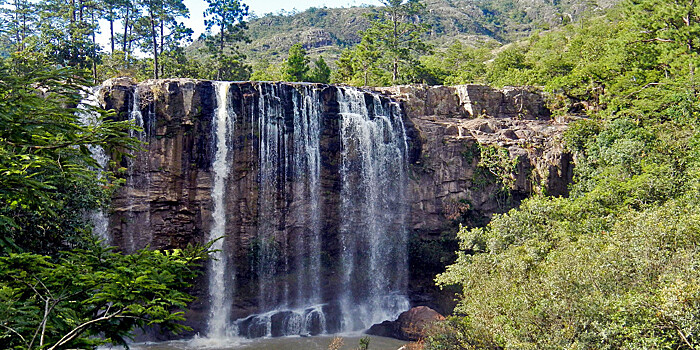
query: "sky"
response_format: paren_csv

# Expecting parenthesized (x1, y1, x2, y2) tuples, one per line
(97, 0, 382, 50)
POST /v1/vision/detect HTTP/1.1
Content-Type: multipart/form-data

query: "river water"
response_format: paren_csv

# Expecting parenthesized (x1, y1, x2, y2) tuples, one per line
(126, 335, 407, 350)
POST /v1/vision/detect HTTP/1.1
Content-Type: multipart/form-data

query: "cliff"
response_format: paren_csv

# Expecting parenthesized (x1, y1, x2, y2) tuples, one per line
(376, 84, 573, 235)
(98, 79, 573, 337)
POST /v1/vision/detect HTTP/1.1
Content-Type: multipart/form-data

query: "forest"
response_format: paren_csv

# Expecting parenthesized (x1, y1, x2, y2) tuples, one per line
(2, 0, 700, 348)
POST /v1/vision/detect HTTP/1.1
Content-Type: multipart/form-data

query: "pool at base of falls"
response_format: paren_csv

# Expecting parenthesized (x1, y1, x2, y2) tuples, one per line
(117, 334, 407, 350)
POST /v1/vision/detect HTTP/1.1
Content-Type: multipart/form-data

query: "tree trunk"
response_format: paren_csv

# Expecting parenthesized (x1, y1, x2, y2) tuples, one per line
(14, 0, 22, 51)
(150, 14, 159, 79)
(393, 59, 398, 82)
(218, 23, 225, 80)
(92, 10, 98, 82)
(122, 6, 130, 54)
(70, 0, 76, 24)
(110, 9, 115, 53)
(392, 8, 399, 82)
(160, 14, 164, 77)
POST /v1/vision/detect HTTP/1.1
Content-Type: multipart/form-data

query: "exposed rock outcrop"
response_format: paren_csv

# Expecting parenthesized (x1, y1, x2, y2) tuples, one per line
(376, 84, 573, 236)
(366, 306, 446, 341)
(374, 84, 574, 315)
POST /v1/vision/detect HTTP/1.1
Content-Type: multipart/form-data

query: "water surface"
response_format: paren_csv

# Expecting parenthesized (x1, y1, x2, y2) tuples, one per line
(129, 335, 407, 350)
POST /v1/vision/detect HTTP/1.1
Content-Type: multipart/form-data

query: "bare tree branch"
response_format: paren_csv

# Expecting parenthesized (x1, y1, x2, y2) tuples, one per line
(0, 324, 27, 345)
(47, 307, 126, 350)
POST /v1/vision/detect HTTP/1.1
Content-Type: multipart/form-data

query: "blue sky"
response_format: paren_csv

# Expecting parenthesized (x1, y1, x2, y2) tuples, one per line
(97, 0, 382, 50)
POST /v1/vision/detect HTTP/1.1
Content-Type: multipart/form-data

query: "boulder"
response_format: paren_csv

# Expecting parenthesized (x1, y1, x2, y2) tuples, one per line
(366, 306, 445, 341)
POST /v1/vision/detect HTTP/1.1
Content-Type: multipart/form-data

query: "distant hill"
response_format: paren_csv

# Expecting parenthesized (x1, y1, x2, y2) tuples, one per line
(191, 0, 620, 65)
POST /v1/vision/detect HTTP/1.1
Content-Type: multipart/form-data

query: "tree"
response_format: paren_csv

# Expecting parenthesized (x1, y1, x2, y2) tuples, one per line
(0, 55, 138, 254)
(365, 0, 431, 83)
(0, 0, 37, 52)
(283, 43, 309, 82)
(137, 0, 190, 79)
(36, 0, 102, 73)
(0, 241, 210, 349)
(101, 0, 128, 53)
(118, 0, 141, 59)
(420, 41, 489, 85)
(335, 34, 388, 86)
(0, 53, 211, 349)
(250, 58, 283, 81)
(309, 55, 331, 83)
(203, 0, 250, 80)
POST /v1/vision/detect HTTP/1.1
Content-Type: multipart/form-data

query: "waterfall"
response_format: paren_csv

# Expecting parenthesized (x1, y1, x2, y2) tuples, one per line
(255, 83, 287, 314)
(120, 86, 158, 253)
(291, 86, 322, 308)
(337, 87, 410, 332)
(207, 82, 236, 339)
(111, 81, 411, 339)
(238, 84, 327, 338)
(235, 85, 409, 336)
(77, 86, 111, 244)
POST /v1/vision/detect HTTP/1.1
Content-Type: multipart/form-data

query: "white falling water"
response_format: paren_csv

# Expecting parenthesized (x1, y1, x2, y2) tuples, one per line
(129, 88, 145, 139)
(291, 86, 322, 307)
(337, 87, 410, 332)
(235, 84, 328, 338)
(207, 81, 237, 339)
(112, 82, 409, 339)
(256, 83, 286, 315)
(77, 86, 111, 244)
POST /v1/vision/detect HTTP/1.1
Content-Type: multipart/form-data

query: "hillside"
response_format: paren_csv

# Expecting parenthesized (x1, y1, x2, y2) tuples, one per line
(222, 0, 619, 64)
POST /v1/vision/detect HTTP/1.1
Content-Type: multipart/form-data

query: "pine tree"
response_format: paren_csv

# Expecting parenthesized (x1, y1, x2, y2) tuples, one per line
(366, 0, 431, 83)
(203, 0, 249, 80)
(283, 43, 309, 82)
(309, 55, 331, 83)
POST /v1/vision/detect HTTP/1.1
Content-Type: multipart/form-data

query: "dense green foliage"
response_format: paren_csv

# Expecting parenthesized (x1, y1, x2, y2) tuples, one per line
(0, 58, 209, 348)
(0, 0, 252, 81)
(202, 0, 250, 80)
(0, 55, 138, 254)
(0, 0, 610, 84)
(238, 0, 606, 70)
(283, 43, 310, 82)
(265, 45, 334, 83)
(0, 241, 209, 349)
(427, 0, 700, 348)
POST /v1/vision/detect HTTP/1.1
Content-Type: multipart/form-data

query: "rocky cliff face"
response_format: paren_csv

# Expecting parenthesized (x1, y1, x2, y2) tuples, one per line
(99, 79, 573, 337)
(376, 84, 573, 236)
(373, 84, 573, 312)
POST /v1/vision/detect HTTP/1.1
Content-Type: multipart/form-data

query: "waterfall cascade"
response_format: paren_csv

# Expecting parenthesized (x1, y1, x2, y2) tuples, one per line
(207, 82, 236, 338)
(77, 87, 111, 243)
(109, 81, 411, 340)
(337, 88, 410, 332)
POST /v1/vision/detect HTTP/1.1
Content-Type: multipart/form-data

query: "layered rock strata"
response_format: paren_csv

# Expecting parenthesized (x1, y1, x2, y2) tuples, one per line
(375, 84, 574, 237)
